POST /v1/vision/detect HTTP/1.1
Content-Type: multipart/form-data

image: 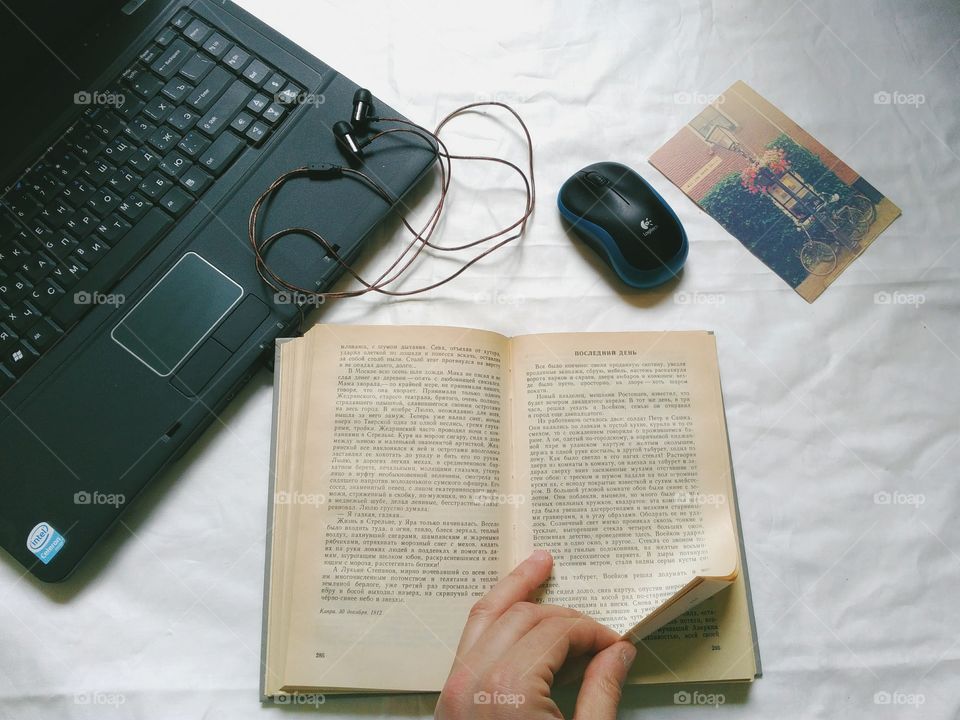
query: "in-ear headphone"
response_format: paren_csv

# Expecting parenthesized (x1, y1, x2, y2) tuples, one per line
(332, 88, 379, 161)
(248, 88, 536, 331)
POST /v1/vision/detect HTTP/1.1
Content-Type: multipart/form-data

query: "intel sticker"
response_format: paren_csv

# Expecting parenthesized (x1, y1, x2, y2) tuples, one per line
(26, 522, 66, 565)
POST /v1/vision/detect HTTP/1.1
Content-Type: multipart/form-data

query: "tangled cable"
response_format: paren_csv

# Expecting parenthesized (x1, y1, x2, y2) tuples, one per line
(247, 101, 535, 320)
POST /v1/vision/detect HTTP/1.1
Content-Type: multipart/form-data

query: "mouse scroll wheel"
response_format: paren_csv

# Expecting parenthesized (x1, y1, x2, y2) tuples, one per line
(584, 171, 608, 187)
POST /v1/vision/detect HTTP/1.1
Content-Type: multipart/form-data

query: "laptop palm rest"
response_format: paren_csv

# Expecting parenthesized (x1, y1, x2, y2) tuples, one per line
(111, 252, 243, 377)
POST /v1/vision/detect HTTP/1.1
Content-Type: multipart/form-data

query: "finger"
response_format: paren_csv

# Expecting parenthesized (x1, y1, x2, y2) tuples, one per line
(456, 549, 553, 655)
(504, 616, 621, 686)
(572, 641, 637, 720)
(459, 603, 584, 676)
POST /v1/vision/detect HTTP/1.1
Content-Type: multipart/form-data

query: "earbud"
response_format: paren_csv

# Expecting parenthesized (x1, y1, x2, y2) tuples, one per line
(351, 88, 374, 127)
(333, 120, 363, 160)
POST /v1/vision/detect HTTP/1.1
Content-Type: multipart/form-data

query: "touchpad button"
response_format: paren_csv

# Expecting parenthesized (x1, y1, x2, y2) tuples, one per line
(111, 252, 243, 377)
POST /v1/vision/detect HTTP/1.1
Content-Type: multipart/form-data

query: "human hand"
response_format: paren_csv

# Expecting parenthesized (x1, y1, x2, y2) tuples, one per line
(435, 549, 637, 719)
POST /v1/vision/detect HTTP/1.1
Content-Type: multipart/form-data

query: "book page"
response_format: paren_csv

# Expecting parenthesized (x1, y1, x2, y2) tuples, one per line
(510, 331, 739, 637)
(269, 325, 514, 693)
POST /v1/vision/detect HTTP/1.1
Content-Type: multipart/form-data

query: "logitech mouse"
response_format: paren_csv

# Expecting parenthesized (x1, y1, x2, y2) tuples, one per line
(557, 161, 688, 288)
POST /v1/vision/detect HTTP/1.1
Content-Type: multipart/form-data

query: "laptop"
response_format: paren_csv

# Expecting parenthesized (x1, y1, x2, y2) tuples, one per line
(0, 0, 434, 581)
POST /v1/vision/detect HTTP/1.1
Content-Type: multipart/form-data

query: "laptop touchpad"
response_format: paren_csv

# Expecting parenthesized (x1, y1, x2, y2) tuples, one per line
(112, 252, 243, 377)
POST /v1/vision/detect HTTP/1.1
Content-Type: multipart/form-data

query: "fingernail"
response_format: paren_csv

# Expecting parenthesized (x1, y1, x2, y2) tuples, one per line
(621, 643, 637, 671)
(530, 548, 550, 562)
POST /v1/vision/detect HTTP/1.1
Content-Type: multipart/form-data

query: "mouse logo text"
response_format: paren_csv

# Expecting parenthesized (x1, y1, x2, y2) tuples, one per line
(640, 217, 658, 236)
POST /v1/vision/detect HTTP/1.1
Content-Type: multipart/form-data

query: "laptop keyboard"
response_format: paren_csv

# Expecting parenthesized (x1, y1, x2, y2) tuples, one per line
(0, 8, 300, 397)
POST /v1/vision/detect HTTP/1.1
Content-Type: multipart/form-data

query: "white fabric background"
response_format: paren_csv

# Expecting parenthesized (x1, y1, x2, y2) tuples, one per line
(2, 1, 958, 718)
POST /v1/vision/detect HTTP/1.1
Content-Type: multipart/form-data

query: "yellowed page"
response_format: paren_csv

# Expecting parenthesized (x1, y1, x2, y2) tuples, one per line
(510, 331, 739, 637)
(275, 325, 514, 693)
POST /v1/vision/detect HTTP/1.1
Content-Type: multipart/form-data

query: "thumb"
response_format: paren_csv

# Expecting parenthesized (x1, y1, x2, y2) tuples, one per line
(572, 640, 636, 720)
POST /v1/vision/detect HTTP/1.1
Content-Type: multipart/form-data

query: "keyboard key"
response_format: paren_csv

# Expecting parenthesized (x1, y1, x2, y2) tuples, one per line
(103, 136, 135, 165)
(50, 208, 172, 329)
(224, 46, 250, 72)
(168, 108, 199, 132)
(242, 59, 270, 86)
(152, 38, 191, 79)
(143, 95, 175, 123)
(171, 10, 192, 28)
(3, 341, 37, 377)
(179, 52, 214, 83)
(230, 112, 254, 133)
(123, 116, 156, 144)
(73, 131, 106, 159)
(75, 235, 111, 266)
(140, 171, 174, 200)
(139, 44, 162, 65)
(0, 368, 15, 395)
(246, 121, 269, 145)
(197, 132, 244, 175)
(0, 276, 30, 305)
(177, 131, 209, 158)
(155, 26, 178, 47)
(128, 147, 160, 174)
(130, 71, 164, 100)
(107, 168, 141, 195)
(29, 280, 65, 312)
(159, 151, 191, 178)
(159, 186, 193, 217)
(52, 152, 83, 181)
(162, 77, 193, 103)
(247, 93, 269, 114)
(0, 327, 17, 351)
(264, 73, 286, 96)
(87, 189, 122, 216)
(62, 177, 96, 207)
(262, 103, 285, 124)
(83, 158, 116, 185)
(276, 84, 302, 105)
(198, 79, 253, 136)
(6, 305, 39, 334)
(147, 126, 181, 153)
(180, 166, 212, 195)
(116, 97, 145, 121)
(23, 320, 61, 353)
(118, 193, 150, 222)
(95, 215, 131, 244)
(65, 208, 97, 239)
(48, 232, 79, 260)
(203, 33, 229, 58)
(187, 66, 232, 112)
(48, 260, 87, 290)
(183, 18, 212, 45)
(20, 253, 55, 283)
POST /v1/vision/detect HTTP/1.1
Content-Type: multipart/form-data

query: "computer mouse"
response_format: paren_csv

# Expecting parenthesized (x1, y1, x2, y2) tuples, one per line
(557, 162, 688, 288)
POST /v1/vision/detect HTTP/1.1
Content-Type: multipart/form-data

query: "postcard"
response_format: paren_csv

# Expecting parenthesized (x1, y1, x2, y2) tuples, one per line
(650, 80, 900, 302)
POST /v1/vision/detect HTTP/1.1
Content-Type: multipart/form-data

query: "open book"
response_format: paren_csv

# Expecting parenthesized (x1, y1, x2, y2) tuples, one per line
(262, 326, 760, 696)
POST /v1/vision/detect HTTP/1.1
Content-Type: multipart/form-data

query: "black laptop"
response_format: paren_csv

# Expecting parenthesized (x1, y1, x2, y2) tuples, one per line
(0, 0, 433, 581)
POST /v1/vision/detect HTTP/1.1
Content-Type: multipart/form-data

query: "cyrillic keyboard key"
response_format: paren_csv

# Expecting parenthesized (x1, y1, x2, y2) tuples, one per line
(51, 209, 172, 328)
(187, 67, 232, 112)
